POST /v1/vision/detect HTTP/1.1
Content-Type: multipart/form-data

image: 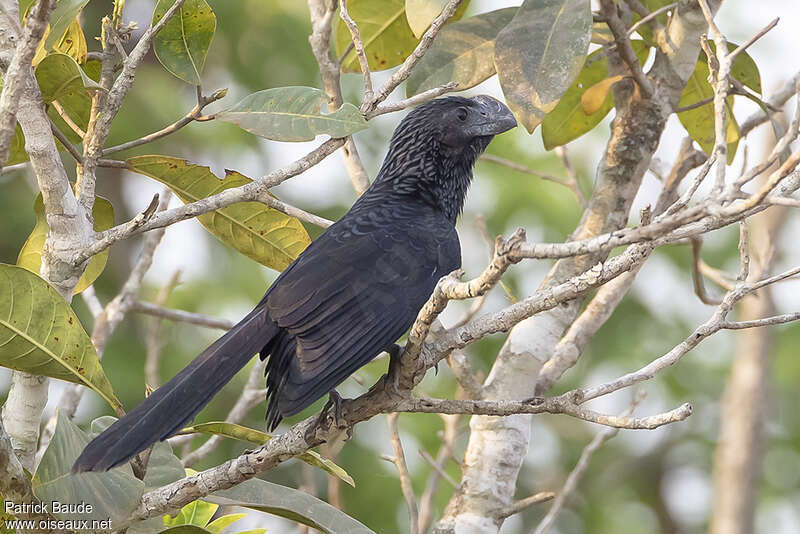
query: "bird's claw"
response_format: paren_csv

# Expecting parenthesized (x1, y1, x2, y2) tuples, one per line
(314, 390, 349, 434)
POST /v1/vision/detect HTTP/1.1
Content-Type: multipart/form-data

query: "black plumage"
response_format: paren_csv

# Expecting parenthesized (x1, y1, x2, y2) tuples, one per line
(73, 95, 516, 473)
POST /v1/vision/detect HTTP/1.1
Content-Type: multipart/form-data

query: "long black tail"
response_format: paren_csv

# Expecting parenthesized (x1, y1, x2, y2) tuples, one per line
(72, 305, 277, 473)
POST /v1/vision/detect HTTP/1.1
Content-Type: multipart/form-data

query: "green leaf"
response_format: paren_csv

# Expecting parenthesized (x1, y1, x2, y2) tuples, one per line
(152, 0, 216, 85)
(44, 0, 90, 50)
(127, 156, 311, 271)
(0, 75, 28, 165)
(32, 410, 142, 523)
(35, 53, 102, 140)
(300, 450, 355, 487)
(702, 42, 762, 94)
(17, 194, 114, 295)
(160, 527, 211, 534)
(144, 441, 186, 492)
(206, 513, 247, 534)
(6, 123, 27, 166)
(164, 501, 218, 528)
(631, 0, 673, 44)
(0, 264, 121, 409)
(495, 0, 592, 133)
(208, 478, 376, 534)
(334, 0, 469, 73)
(180, 422, 354, 487)
(678, 59, 739, 164)
(217, 87, 368, 142)
(405, 7, 517, 97)
(180, 421, 273, 445)
(541, 40, 650, 149)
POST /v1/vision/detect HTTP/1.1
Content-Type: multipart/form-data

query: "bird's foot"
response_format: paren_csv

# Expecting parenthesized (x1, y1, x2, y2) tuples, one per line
(314, 390, 349, 434)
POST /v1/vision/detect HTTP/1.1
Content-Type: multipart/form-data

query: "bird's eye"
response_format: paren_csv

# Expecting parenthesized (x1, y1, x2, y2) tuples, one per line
(456, 108, 468, 121)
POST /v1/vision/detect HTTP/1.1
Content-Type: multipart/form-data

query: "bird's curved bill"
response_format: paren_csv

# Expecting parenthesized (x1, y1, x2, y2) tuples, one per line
(467, 95, 517, 137)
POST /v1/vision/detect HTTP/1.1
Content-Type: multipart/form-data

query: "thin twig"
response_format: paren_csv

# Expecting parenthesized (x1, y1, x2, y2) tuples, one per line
(626, 2, 676, 37)
(339, 0, 373, 102)
(49, 118, 83, 164)
(131, 301, 235, 330)
(603, 0, 653, 98)
(480, 153, 581, 202)
(363, 0, 464, 113)
(103, 88, 227, 155)
(533, 394, 644, 533)
(385, 413, 419, 534)
(144, 270, 182, 388)
(498, 492, 556, 520)
(182, 359, 268, 466)
(394, 396, 691, 431)
(0, 0, 54, 168)
(50, 100, 86, 138)
(368, 82, 459, 119)
(691, 237, 722, 305)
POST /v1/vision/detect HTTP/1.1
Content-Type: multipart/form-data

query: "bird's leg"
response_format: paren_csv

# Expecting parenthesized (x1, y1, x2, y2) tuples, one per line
(386, 343, 404, 394)
(314, 390, 349, 434)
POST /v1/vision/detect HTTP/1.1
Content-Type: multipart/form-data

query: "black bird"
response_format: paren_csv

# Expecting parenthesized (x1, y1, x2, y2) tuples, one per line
(73, 95, 516, 473)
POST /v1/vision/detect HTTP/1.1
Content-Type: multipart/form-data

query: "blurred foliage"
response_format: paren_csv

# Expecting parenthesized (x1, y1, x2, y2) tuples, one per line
(1, 1, 799, 533)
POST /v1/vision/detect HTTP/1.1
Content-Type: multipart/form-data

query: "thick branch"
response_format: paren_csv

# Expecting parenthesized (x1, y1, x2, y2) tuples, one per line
(0, 0, 53, 167)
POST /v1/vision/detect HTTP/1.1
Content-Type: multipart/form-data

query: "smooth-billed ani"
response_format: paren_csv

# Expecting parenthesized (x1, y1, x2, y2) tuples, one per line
(73, 95, 516, 473)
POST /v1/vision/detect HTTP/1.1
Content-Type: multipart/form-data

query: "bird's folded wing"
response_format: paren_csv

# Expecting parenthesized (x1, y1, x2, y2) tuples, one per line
(265, 207, 459, 412)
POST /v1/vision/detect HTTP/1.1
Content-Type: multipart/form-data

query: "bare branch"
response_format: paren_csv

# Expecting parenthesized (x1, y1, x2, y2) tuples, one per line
(103, 87, 227, 155)
(740, 71, 800, 136)
(393, 396, 691, 431)
(367, 82, 459, 119)
(385, 413, 419, 534)
(602, 0, 653, 98)
(418, 414, 459, 532)
(131, 300, 235, 330)
(181, 359, 267, 466)
(533, 396, 644, 534)
(498, 493, 556, 521)
(626, 2, 676, 37)
(78, 138, 344, 263)
(480, 153, 583, 204)
(339, 0, 373, 101)
(144, 270, 182, 388)
(691, 237, 722, 305)
(0, 0, 54, 168)
(307, 0, 370, 195)
(363, 0, 464, 112)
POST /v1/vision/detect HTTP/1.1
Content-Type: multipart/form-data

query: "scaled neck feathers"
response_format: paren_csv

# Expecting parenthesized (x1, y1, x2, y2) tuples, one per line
(372, 120, 492, 224)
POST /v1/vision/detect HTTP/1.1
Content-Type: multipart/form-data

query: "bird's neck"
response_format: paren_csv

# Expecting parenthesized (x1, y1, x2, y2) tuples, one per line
(374, 138, 489, 223)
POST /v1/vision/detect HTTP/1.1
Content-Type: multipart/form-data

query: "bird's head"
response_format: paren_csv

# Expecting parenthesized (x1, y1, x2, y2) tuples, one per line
(390, 95, 517, 155)
(375, 95, 517, 221)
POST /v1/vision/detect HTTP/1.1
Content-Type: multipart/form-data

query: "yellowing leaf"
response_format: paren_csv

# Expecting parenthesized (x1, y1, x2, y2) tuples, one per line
(54, 18, 88, 64)
(44, 0, 90, 50)
(0, 265, 121, 410)
(405, 8, 517, 97)
(335, 0, 469, 73)
(541, 40, 650, 149)
(127, 156, 311, 272)
(580, 75, 625, 115)
(17, 194, 114, 295)
(678, 60, 739, 164)
(494, 0, 592, 133)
